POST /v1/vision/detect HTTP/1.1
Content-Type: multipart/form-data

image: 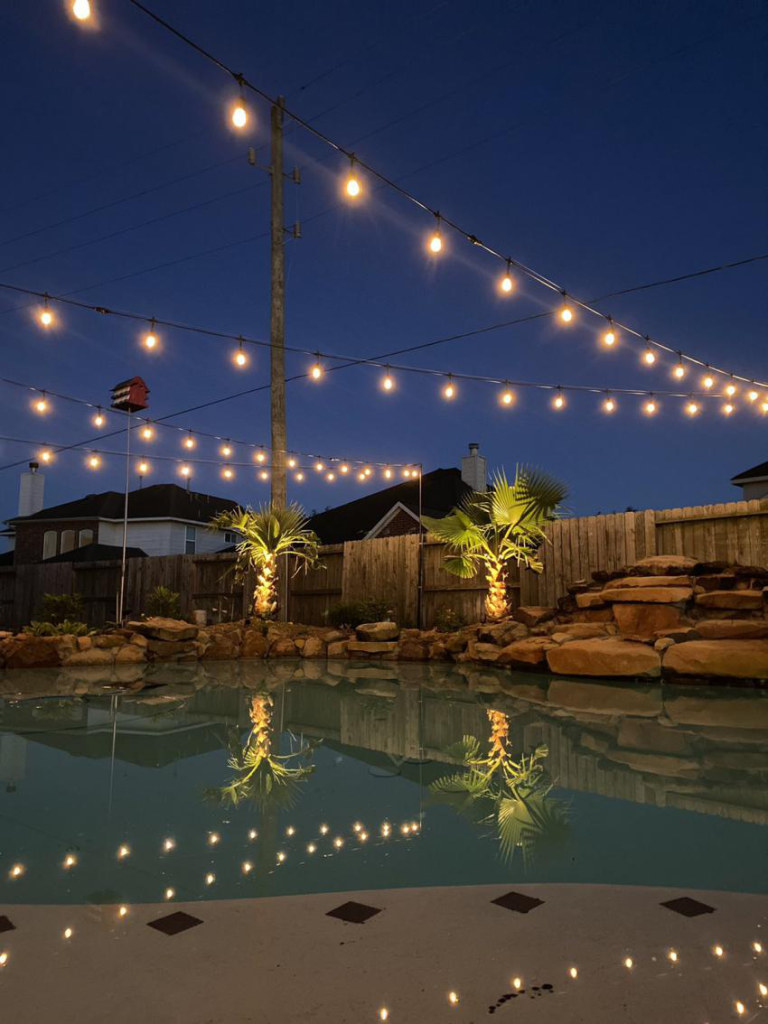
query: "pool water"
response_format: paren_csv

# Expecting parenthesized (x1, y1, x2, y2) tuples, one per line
(1, 660, 767, 905)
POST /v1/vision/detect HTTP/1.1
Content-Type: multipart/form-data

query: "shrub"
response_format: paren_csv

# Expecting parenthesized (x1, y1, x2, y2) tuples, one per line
(146, 585, 181, 618)
(433, 606, 466, 633)
(36, 593, 84, 626)
(27, 620, 91, 637)
(326, 598, 393, 629)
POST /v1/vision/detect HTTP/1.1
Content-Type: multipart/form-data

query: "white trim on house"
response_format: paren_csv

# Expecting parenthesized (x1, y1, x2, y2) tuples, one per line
(364, 502, 420, 540)
(731, 474, 768, 486)
(11, 514, 221, 527)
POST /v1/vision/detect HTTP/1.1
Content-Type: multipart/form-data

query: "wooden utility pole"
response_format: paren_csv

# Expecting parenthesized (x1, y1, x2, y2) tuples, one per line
(270, 98, 287, 510)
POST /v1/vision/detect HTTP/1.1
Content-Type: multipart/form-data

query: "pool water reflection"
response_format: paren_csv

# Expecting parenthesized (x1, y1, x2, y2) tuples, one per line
(1, 659, 767, 905)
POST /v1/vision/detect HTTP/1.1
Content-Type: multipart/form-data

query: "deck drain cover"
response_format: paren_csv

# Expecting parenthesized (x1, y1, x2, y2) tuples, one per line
(326, 901, 382, 924)
(660, 897, 715, 918)
(147, 911, 203, 936)
(491, 891, 545, 914)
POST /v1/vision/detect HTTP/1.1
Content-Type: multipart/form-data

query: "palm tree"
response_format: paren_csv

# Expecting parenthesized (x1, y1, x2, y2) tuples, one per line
(210, 503, 320, 620)
(422, 467, 567, 622)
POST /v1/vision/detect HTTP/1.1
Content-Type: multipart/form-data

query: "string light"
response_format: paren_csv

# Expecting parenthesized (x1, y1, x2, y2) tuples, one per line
(248, 829, 258, 841)
(179, 463, 192, 478)
(762, 401, 768, 415)
(140, 423, 155, 441)
(295, 471, 304, 482)
(558, 297, 574, 323)
(163, 838, 176, 852)
(72, 0, 91, 20)
(314, 460, 324, 472)
(255, 448, 266, 463)
(86, 452, 101, 470)
(685, 400, 700, 416)
(442, 375, 456, 400)
(602, 394, 616, 414)
(143, 319, 158, 351)
(759, 983, 767, 997)
(499, 260, 514, 294)
(382, 368, 395, 391)
(499, 385, 515, 406)
(602, 321, 617, 347)
(9, 863, 24, 879)
(117, 845, 130, 859)
(222, 465, 234, 480)
(383, 468, 392, 479)
(667, 949, 678, 963)
(623, 957, 633, 970)
(643, 397, 658, 416)
(319, 824, 329, 835)
(306, 842, 317, 854)
(569, 967, 578, 979)
(512, 977, 522, 991)
(277, 851, 286, 863)
(672, 355, 686, 379)
(220, 442, 233, 458)
(208, 832, 221, 846)
(0, 952, 7, 967)
(242, 861, 253, 874)
(713, 945, 724, 958)
(63, 854, 77, 869)
(339, 463, 349, 474)
(735, 1001, 746, 1016)
(92, 407, 106, 427)
(448, 990, 459, 1005)
(702, 371, 715, 389)
(287, 457, 296, 468)
(378, 1009, 389, 1022)
(724, 379, 737, 397)
(754, 942, 764, 954)
(118, 905, 128, 918)
(345, 155, 361, 198)
(310, 356, 324, 380)
(183, 432, 196, 449)
(33, 392, 49, 414)
(164, 888, 175, 900)
(63, 926, 74, 940)
(722, 402, 735, 416)
(39, 448, 54, 464)
(233, 337, 248, 368)
(259, 469, 269, 481)
(748, 388, 760, 402)
(205, 873, 215, 885)
(136, 460, 150, 475)
(333, 837, 344, 849)
(642, 346, 656, 366)
(552, 388, 565, 410)
(428, 214, 443, 254)
(38, 296, 54, 328)
(230, 76, 249, 130)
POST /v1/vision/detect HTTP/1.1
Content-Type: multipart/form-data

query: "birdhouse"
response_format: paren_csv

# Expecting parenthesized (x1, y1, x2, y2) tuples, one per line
(111, 377, 150, 413)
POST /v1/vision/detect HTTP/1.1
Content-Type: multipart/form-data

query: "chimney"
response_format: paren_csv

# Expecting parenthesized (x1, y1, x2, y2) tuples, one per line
(461, 443, 487, 491)
(18, 462, 45, 517)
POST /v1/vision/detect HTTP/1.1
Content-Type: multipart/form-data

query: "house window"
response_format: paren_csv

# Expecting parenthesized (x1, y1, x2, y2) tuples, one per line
(42, 531, 57, 560)
(185, 526, 196, 555)
(60, 530, 75, 554)
(78, 529, 94, 548)
(224, 531, 237, 544)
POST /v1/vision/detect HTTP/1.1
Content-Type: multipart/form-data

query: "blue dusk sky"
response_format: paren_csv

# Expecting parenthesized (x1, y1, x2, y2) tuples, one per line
(0, 0, 766, 530)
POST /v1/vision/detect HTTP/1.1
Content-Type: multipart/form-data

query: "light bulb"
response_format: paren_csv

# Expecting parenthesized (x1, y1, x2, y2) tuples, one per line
(357, 472, 366, 481)
(319, 824, 329, 835)
(38, 307, 54, 328)
(277, 851, 286, 863)
(442, 379, 456, 399)
(259, 470, 269, 481)
(714, 945, 724, 957)
(255, 449, 266, 462)
(72, 0, 91, 20)
(668, 949, 678, 962)
(346, 175, 361, 198)
(63, 927, 74, 940)
(92, 409, 105, 427)
(499, 272, 514, 294)
(163, 838, 175, 852)
(559, 305, 573, 323)
(339, 463, 349, 474)
(333, 837, 344, 849)
(141, 425, 154, 441)
(208, 833, 220, 846)
(39, 449, 53, 463)
(205, 873, 215, 886)
(603, 397, 616, 414)
(762, 401, 768, 415)
(9, 863, 24, 879)
(643, 348, 656, 365)
(179, 464, 191, 478)
(500, 388, 515, 406)
(748, 390, 760, 402)
(685, 401, 699, 416)
(359, 831, 368, 841)
(379, 1009, 389, 1022)
(231, 101, 248, 130)
(326, 472, 335, 482)
(725, 382, 737, 397)
(384, 468, 392, 479)
(403, 469, 411, 478)
(552, 392, 565, 410)
(754, 942, 764, 953)
(306, 842, 316, 854)
(87, 454, 101, 470)
(702, 373, 715, 389)
(673, 362, 686, 379)
(137, 461, 149, 475)
(242, 861, 253, 874)
(569, 967, 578, 979)
(117, 845, 130, 859)
(33, 397, 49, 414)
(295, 472, 304, 482)
(364, 467, 372, 476)
(736, 1001, 746, 1016)
(221, 443, 233, 457)
(624, 957, 633, 969)
(164, 888, 175, 900)
(643, 399, 658, 415)
(759, 983, 767, 997)
(184, 433, 195, 449)
(315, 461, 324, 472)
(429, 231, 443, 254)
(248, 829, 258, 841)
(448, 990, 459, 1005)
(382, 373, 394, 391)
(118, 905, 128, 918)
(310, 362, 323, 380)
(723, 402, 734, 416)
(234, 346, 248, 367)
(0, 952, 8, 967)
(63, 854, 77, 868)
(602, 328, 616, 347)
(512, 977, 522, 990)
(143, 330, 158, 350)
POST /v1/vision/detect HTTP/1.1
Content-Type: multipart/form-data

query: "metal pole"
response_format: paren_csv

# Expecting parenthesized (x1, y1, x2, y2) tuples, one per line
(270, 98, 287, 510)
(417, 463, 424, 629)
(117, 411, 131, 624)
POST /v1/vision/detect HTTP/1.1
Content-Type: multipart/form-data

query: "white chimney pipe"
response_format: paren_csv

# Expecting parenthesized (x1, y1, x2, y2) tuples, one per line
(19, 462, 45, 518)
(461, 443, 487, 491)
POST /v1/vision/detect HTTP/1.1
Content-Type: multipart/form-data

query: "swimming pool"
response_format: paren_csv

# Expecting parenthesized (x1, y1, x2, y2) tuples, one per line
(1, 659, 767, 906)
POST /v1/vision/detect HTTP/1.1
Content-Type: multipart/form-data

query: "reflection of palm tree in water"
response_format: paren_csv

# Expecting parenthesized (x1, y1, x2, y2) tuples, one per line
(430, 708, 569, 868)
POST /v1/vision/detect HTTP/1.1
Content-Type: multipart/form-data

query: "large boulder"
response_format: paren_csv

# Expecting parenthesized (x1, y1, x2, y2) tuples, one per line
(327, 640, 349, 658)
(575, 592, 607, 609)
(346, 640, 398, 656)
(63, 646, 115, 667)
(4, 636, 73, 669)
(497, 636, 555, 668)
(546, 638, 661, 678)
(467, 641, 503, 663)
(127, 617, 198, 642)
(398, 639, 429, 661)
(601, 586, 692, 604)
(301, 636, 326, 659)
(269, 637, 299, 658)
(477, 620, 528, 646)
(551, 623, 611, 640)
(695, 619, 768, 640)
(513, 606, 557, 627)
(663, 639, 768, 679)
(356, 621, 400, 642)
(629, 555, 701, 576)
(609, 575, 692, 589)
(115, 644, 146, 664)
(695, 591, 763, 611)
(613, 602, 682, 640)
(547, 678, 663, 716)
(242, 629, 269, 659)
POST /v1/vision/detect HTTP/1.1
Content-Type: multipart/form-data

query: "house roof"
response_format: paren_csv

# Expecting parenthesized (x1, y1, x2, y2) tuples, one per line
(8, 483, 239, 526)
(43, 542, 147, 563)
(307, 468, 470, 544)
(731, 461, 768, 485)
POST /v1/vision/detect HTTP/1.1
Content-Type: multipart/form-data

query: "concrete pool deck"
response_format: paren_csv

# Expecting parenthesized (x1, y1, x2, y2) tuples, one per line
(1, 883, 766, 1022)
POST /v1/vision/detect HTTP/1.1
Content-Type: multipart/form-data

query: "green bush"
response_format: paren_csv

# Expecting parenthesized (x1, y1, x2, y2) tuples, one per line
(326, 599, 393, 629)
(146, 586, 181, 618)
(36, 593, 84, 625)
(433, 606, 466, 632)
(27, 620, 91, 637)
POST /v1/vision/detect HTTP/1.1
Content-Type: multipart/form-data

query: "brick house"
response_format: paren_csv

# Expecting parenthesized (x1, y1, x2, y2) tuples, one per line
(307, 444, 487, 544)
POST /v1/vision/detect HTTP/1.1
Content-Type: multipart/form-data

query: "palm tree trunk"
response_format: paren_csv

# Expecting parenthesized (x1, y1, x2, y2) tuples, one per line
(253, 553, 278, 619)
(249, 694, 273, 760)
(485, 558, 510, 621)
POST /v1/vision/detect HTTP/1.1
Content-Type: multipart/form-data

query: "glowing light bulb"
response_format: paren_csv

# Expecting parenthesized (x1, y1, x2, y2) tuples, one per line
(285, 826, 296, 837)
(762, 401, 768, 415)
(277, 851, 286, 863)
(410, 821, 420, 832)
(685, 401, 699, 416)
(442, 379, 456, 400)
(9, 864, 24, 879)
(748, 389, 760, 402)
(702, 373, 715, 389)
(759, 983, 767, 997)
(569, 967, 578, 979)
(163, 838, 176, 852)
(345, 172, 361, 198)
(242, 861, 253, 874)
(429, 230, 443, 254)
(559, 305, 573, 323)
(143, 330, 158, 350)
(259, 470, 269, 481)
(499, 266, 514, 294)
(353, 822, 363, 833)
(500, 388, 515, 406)
(364, 467, 372, 476)
(310, 362, 323, 381)
(602, 396, 616, 414)
(33, 396, 49, 414)
(38, 306, 54, 328)
(208, 832, 220, 846)
(359, 831, 369, 841)
(403, 469, 411, 478)
(552, 391, 565, 410)
(339, 463, 349, 474)
(319, 824, 329, 835)
(714, 945, 724, 957)
(725, 382, 737, 397)
(333, 837, 344, 849)
(63, 926, 74, 939)
(0, 952, 7, 967)
(381, 823, 391, 837)
(384, 468, 392, 479)
(624, 957, 633, 969)
(295, 472, 304, 482)
(141, 424, 154, 441)
(222, 466, 234, 480)
(39, 449, 53, 463)
(164, 887, 175, 900)
(220, 443, 233, 458)
(643, 348, 656, 365)
(179, 464, 191, 478)
(673, 362, 686, 379)
(137, 461, 149, 475)
(72, 0, 91, 20)
(400, 823, 411, 835)
(512, 977, 522, 991)
(118, 905, 128, 918)
(117, 845, 130, 859)
(754, 942, 764, 953)
(448, 990, 459, 1005)
(602, 328, 616, 347)
(668, 949, 678, 963)
(248, 829, 258, 841)
(205, 873, 215, 886)
(723, 403, 735, 416)
(326, 472, 336, 482)
(231, 101, 248, 130)
(315, 461, 324, 472)
(92, 409, 105, 427)
(184, 433, 196, 449)
(234, 345, 248, 367)
(379, 1009, 389, 1022)
(63, 854, 77, 868)
(307, 843, 316, 854)
(382, 373, 394, 391)
(87, 453, 101, 470)
(287, 457, 296, 468)
(736, 1001, 746, 1016)
(643, 399, 658, 416)
(357, 472, 366, 481)
(255, 449, 266, 463)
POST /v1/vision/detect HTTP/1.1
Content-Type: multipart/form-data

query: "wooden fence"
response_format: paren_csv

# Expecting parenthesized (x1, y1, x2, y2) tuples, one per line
(2, 498, 767, 631)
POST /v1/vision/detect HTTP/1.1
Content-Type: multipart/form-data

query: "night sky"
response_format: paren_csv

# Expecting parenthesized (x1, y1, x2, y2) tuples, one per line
(0, 0, 766, 537)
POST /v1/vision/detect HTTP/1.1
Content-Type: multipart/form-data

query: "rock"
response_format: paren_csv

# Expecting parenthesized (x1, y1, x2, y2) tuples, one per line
(612, 603, 682, 640)
(513, 606, 557, 627)
(630, 555, 701, 576)
(601, 586, 692, 604)
(616, 719, 694, 755)
(77, 636, 92, 651)
(327, 640, 349, 659)
(356, 621, 400, 642)
(129, 632, 149, 648)
(654, 637, 675, 653)
(477, 620, 528, 646)
(703, 750, 768, 770)
(546, 638, 661, 678)
(665, 695, 768, 730)
(201, 635, 242, 660)
(356, 680, 400, 699)
(127, 617, 198, 642)
(269, 637, 299, 658)
(497, 636, 555, 668)
(301, 636, 326, 658)
(444, 634, 469, 654)
(580, 731, 611, 754)
(498, 680, 550, 704)
(695, 574, 737, 592)
(346, 640, 398, 655)
(428, 642, 451, 661)
(695, 590, 763, 611)
(242, 629, 269, 659)
(468, 641, 503, 663)
(5, 636, 69, 669)
(695, 619, 768, 640)
(547, 678, 663, 716)
(322, 630, 347, 643)
(663, 639, 768, 679)
(551, 623, 610, 640)
(609, 575, 692, 589)
(604, 748, 701, 778)
(575, 592, 607, 609)
(574, 607, 615, 622)
(92, 635, 125, 649)
(146, 639, 196, 658)
(63, 647, 115, 667)
(115, 644, 146, 664)
(654, 627, 701, 642)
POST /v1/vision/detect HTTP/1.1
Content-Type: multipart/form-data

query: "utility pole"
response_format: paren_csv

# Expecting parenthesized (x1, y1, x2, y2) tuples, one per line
(270, 98, 287, 510)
